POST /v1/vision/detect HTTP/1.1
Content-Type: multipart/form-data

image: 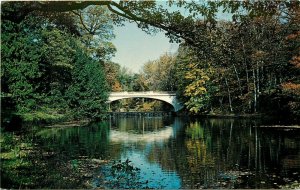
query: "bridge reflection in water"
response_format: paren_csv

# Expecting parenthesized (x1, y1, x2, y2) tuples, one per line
(110, 127, 173, 143)
(109, 116, 183, 143)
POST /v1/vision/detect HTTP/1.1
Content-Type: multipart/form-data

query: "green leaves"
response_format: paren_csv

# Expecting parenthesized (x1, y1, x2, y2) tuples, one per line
(66, 48, 109, 119)
(1, 4, 113, 122)
(174, 48, 212, 114)
(40, 28, 74, 69)
(72, 6, 116, 61)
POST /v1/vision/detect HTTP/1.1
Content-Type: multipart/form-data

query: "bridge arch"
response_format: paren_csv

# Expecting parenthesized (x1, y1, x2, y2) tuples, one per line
(108, 91, 183, 112)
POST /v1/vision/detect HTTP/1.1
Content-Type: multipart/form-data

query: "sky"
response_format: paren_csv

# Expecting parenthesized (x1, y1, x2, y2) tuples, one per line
(111, 22, 179, 73)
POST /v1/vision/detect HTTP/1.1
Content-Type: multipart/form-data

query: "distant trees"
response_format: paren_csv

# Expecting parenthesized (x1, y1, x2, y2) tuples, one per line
(141, 53, 177, 91)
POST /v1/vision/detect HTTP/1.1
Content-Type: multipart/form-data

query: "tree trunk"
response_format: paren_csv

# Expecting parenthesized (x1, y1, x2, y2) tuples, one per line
(232, 63, 243, 96)
(252, 68, 257, 113)
(255, 127, 258, 170)
(256, 61, 260, 111)
(248, 127, 252, 168)
(241, 38, 251, 110)
(224, 77, 233, 112)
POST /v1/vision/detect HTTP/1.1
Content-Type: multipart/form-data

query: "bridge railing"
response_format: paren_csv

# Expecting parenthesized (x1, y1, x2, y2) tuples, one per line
(110, 91, 176, 95)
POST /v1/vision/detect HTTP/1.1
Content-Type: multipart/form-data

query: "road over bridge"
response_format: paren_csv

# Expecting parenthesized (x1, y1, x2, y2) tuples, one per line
(108, 91, 183, 112)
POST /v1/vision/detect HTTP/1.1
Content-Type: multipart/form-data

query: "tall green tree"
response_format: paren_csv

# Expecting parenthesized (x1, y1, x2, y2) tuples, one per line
(66, 47, 109, 119)
(1, 19, 42, 113)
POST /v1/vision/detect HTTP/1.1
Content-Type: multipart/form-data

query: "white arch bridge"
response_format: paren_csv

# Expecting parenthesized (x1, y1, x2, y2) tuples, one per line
(108, 91, 183, 112)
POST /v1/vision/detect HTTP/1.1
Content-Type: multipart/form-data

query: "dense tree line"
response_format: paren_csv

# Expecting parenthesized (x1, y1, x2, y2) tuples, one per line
(134, 5, 299, 117)
(174, 6, 299, 117)
(1, 1, 299, 120)
(1, 5, 114, 122)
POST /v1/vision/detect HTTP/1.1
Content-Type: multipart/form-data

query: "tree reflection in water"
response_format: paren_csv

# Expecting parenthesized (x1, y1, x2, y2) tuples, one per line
(106, 117, 300, 189)
(31, 116, 300, 189)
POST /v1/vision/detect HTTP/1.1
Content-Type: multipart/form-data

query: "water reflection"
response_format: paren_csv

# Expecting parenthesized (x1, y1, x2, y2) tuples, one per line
(103, 116, 183, 188)
(36, 122, 111, 158)
(35, 116, 300, 189)
(110, 127, 173, 143)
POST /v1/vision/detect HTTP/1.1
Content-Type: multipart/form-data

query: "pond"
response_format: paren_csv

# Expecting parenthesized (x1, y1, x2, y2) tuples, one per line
(1, 116, 300, 189)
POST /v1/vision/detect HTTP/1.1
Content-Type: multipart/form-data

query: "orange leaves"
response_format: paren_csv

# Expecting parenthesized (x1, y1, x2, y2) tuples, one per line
(112, 81, 122, 92)
(282, 82, 300, 115)
(290, 55, 300, 68)
(281, 82, 300, 96)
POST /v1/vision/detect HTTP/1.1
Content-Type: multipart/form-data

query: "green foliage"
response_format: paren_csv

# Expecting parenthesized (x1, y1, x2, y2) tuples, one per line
(72, 5, 116, 61)
(103, 159, 142, 189)
(20, 108, 67, 123)
(172, 8, 300, 117)
(174, 47, 213, 114)
(1, 4, 114, 122)
(0, 131, 34, 188)
(102, 62, 122, 91)
(1, 20, 42, 113)
(111, 159, 140, 177)
(2, 1, 299, 119)
(117, 67, 136, 91)
(66, 48, 109, 119)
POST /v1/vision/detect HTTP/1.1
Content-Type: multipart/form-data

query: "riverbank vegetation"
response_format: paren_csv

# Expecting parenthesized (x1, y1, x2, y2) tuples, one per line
(143, 10, 300, 118)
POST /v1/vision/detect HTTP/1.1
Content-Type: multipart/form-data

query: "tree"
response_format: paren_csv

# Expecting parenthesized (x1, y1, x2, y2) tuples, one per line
(173, 6, 300, 116)
(1, 18, 42, 113)
(66, 47, 109, 119)
(174, 46, 212, 114)
(142, 53, 177, 91)
(280, 5, 300, 117)
(2, 1, 300, 117)
(1, 3, 113, 121)
(102, 62, 122, 92)
(118, 67, 136, 91)
(72, 5, 116, 61)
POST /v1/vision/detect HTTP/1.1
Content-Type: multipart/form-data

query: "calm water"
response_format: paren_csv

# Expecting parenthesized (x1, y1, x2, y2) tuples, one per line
(3, 116, 300, 188)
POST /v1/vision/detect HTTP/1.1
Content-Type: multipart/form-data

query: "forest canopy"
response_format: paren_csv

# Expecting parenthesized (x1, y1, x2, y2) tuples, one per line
(1, 1, 300, 123)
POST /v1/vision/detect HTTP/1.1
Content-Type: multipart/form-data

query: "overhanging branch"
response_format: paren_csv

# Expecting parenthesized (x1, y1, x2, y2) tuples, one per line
(2, 1, 197, 46)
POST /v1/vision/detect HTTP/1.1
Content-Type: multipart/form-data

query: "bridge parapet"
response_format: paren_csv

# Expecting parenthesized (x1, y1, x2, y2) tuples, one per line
(110, 91, 176, 96)
(108, 91, 182, 112)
